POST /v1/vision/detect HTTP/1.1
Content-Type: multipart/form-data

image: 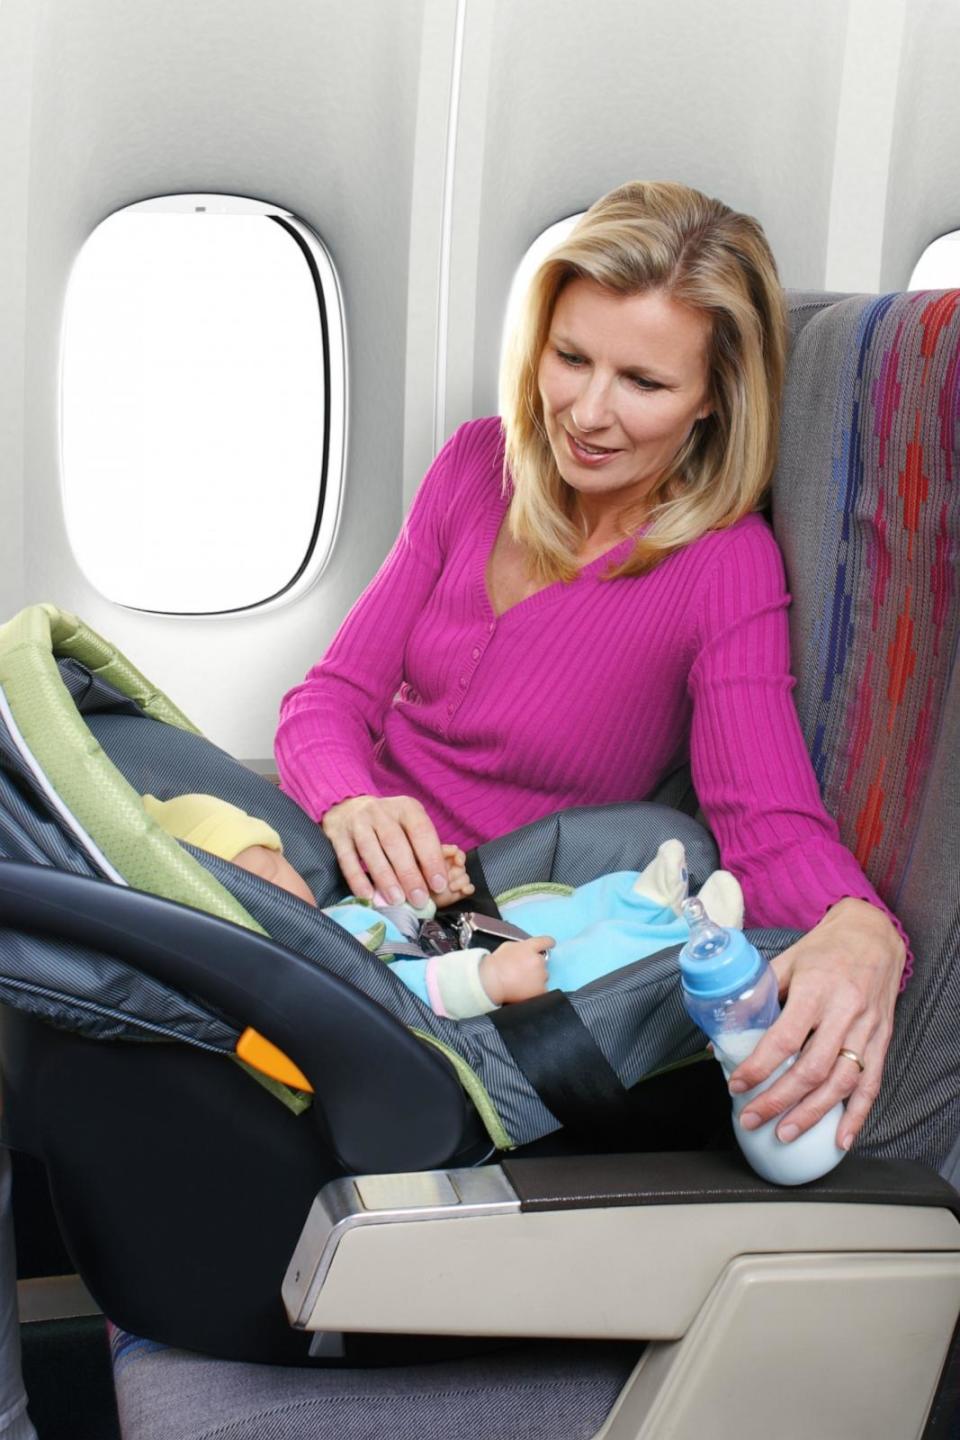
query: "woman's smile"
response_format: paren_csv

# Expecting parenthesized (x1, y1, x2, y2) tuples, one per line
(563, 428, 621, 465)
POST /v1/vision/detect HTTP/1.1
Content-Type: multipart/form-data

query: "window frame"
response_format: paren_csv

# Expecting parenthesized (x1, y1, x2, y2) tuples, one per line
(59, 193, 348, 617)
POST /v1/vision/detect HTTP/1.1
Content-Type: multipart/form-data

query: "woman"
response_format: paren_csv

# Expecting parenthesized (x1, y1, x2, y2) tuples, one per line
(275, 180, 907, 1153)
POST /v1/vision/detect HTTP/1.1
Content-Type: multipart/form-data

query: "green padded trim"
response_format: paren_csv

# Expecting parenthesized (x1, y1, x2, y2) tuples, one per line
(233, 1058, 314, 1115)
(641, 1049, 712, 1080)
(17, 604, 201, 732)
(497, 881, 574, 906)
(360, 920, 387, 952)
(412, 1029, 514, 1151)
(0, 605, 267, 934)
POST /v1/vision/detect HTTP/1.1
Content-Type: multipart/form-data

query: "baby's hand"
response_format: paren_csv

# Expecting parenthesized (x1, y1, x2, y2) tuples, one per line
(431, 844, 475, 909)
(233, 845, 317, 908)
(480, 937, 554, 1006)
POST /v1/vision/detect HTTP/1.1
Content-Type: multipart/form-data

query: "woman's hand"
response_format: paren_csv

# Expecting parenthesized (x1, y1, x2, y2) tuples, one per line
(321, 794, 450, 908)
(727, 898, 906, 1151)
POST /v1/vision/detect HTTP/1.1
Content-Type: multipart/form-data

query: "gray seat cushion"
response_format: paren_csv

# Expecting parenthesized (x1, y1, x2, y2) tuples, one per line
(110, 1330, 640, 1440)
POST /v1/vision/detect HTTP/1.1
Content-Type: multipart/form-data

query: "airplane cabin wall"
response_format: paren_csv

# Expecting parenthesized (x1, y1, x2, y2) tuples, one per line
(883, 0, 960, 287)
(1, 0, 958, 765)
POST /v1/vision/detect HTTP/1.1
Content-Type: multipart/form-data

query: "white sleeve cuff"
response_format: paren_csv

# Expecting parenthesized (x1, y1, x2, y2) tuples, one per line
(428, 949, 497, 1019)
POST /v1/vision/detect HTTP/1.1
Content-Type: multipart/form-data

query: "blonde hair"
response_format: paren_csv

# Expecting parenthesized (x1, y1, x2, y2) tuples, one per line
(500, 181, 787, 581)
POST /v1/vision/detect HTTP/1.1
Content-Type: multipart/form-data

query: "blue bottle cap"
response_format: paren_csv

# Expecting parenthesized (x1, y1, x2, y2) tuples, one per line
(679, 897, 762, 998)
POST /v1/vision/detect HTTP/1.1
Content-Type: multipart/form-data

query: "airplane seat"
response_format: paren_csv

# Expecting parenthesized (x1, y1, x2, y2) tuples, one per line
(0, 286, 958, 1438)
(773, 288, 960, 1173)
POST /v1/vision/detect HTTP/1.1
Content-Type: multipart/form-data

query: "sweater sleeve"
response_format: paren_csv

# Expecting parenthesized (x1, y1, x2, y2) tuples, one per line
(274, 424, 467, 821)
(687, 521, 912, 979)
(387, 949, 498, 1019)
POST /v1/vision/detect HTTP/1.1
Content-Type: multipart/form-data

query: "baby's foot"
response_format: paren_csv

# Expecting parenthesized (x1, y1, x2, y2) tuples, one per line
(631, 839, 688, 915)
(432, 844, 475, 909)
(697, 870, 744, 929)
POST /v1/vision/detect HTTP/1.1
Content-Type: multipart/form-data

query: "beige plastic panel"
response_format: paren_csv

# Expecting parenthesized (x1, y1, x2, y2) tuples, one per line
(596, 1252, 960, 1440)
(299, 1201, 960, 1339)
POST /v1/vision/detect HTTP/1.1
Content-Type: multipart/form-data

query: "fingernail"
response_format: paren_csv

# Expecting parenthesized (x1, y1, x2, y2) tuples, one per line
(728, 1080, 747, 1094)
(370, 889, 386, 906)
(777, 1123, 800, 1144)
(388, 886, 404, 905)
(431, 874, 447, 891)
(841, 1134, 853, 1151)
(411, 888, 428, 907)
(740, 1112, 761, 1131)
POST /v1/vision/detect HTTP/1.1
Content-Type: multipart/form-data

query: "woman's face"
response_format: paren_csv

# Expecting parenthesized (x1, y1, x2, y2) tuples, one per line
(537, 278, 714, 514)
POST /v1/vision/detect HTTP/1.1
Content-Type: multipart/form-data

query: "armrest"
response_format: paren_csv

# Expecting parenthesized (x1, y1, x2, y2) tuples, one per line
(501, 1150, 960, 1215)
(0, 862, 468, 1173)
(283, 1152, 960, 1339)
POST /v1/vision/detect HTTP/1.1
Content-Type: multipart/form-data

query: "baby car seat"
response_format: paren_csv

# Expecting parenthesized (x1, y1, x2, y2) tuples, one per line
(0, 604, 798, 1362)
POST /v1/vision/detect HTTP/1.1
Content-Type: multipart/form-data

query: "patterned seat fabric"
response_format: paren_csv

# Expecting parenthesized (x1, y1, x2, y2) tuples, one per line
(777, 292, 960, 1168)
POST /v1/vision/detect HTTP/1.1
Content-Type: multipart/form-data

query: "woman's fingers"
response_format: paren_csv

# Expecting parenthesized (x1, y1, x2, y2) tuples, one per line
(399, 804, 449, 897)
(324, 825, 375, 901)
(377, 819, 433, 907)
(733, 988, 865, 1132)
(321, 794, 448, 905)
(834, 1023, 890, 1150)
(729, 947, 869, 1093)
(739, 1016, 874, 1140)
(743, 1020, 885, 1150)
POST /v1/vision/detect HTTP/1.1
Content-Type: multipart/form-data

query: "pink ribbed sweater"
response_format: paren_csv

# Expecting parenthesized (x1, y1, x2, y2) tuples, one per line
(276, 416, 902, 942)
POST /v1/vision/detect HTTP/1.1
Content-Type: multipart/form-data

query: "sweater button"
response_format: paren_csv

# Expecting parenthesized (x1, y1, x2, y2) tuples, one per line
(447, 702, 454, 715)
(472, 647, 481, 660)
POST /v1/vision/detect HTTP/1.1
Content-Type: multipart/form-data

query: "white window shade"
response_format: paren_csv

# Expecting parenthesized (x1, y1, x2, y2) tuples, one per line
(61, 195, 346, 615)
(909, 232, 960, 290)
(499, 214, 582, 414)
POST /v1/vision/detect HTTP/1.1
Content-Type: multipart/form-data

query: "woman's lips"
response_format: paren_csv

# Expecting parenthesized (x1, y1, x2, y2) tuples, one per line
(564, 429, 621, 466)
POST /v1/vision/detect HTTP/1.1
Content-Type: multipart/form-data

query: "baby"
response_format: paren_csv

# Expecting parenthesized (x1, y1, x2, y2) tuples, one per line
(143, 794, 743, 1020)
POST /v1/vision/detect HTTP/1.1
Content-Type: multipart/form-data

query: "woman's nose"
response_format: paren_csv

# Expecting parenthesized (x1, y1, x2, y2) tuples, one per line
(570, 375, 613, 432)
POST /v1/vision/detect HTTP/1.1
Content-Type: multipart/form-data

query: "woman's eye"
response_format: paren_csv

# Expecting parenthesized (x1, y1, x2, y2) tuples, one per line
(557, 349, 584, 367)
(628, 374, 660, 391)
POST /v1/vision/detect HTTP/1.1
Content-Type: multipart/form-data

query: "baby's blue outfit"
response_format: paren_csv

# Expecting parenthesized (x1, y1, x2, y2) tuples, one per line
(501, 872, 689, 991)
(326, 872, 689, 1009)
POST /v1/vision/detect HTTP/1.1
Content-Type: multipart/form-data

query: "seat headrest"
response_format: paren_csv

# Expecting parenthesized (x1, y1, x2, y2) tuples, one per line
(775, 291, 959, 913)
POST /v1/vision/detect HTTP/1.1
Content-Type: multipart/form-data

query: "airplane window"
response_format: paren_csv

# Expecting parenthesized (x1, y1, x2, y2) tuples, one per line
(499, 214, 582, 412)
(908, 231, 960, 289)
(60, 195, 345, 614)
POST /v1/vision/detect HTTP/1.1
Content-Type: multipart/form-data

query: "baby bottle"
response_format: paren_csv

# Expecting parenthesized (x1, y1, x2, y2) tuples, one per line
(679, 897, 845, 1186)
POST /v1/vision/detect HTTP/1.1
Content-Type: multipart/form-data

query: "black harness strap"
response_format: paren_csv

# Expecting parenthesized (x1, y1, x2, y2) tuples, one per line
(461, 854, 664, 1144)
(463, 849, 500, 919)
(491, 990, 640, 1144)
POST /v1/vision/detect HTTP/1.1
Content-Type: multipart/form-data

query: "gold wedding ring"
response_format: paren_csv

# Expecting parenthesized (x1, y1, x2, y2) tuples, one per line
(838, 1047, 866, 1073)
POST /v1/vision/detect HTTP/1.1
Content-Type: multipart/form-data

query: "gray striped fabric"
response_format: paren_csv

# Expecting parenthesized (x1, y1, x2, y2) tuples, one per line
(0, 733, 237, 1050)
